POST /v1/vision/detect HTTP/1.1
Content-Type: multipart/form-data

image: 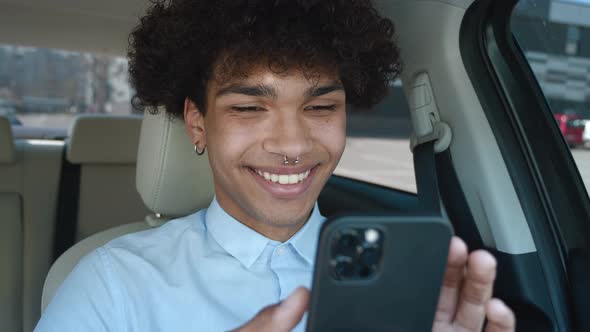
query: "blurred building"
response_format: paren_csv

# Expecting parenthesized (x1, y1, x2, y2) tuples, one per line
(0, 45, 132, 115)
(514, 0, 590, 118)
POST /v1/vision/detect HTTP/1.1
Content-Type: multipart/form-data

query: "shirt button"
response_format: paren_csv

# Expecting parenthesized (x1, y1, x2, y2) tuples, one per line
(277, 246, 285, 255)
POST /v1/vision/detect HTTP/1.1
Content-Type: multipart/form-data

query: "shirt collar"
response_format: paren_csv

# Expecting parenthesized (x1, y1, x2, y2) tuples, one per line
(205, 198, 269, 269)
(287, 203, 325, 265)
(205, 197, 326, 269)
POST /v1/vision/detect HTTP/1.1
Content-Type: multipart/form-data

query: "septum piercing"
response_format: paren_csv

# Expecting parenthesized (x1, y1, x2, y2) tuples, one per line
(283, 156, 300, 165)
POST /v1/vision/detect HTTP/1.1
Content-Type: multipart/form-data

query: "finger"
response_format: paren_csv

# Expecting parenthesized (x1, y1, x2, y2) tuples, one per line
(274, 287, 310, 327)
(433, 236, 469, 325)
(453, 250, 497, 331)
(233, 287, 309, 332)
(485, 298, 516, 332)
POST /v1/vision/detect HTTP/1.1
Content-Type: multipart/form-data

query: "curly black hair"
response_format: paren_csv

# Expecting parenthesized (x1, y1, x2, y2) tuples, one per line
(128, 0, 401, 118)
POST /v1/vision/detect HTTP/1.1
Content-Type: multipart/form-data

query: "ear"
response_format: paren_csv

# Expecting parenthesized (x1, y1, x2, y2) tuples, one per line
(183, 98, 206, 150)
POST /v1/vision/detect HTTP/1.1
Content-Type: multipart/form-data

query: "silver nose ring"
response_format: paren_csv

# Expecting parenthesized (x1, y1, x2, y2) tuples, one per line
(283, 156, 301, 165)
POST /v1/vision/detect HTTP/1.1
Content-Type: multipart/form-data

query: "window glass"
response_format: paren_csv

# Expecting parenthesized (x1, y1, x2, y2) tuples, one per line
(512, 0, 590, 193)
(334, 82, 417, 193)
(0, 44, 136, 128)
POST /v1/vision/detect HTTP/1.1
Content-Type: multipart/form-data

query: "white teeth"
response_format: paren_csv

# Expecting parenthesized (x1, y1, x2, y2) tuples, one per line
(254, 168, 312, 185)
(288, 174, 298, 184)
(278, 175, 289, 184)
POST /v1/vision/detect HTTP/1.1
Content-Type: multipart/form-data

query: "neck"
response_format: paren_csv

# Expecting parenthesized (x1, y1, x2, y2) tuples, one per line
(214, 193, 313, 242)
(242, 219, 307, 242)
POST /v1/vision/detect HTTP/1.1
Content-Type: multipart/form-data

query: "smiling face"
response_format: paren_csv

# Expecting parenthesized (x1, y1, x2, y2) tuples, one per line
(185, 67, 346, 241)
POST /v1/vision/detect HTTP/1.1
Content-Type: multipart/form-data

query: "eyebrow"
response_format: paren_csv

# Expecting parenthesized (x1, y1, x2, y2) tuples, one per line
(215, 81, 345, 98)
(216, 84, 278, 98)
(306, 82, 345, 97)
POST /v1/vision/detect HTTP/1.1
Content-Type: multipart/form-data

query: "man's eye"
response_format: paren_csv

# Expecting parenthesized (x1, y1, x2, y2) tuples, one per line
(305, 105, 337, 111)
(232, 106, 264, 112)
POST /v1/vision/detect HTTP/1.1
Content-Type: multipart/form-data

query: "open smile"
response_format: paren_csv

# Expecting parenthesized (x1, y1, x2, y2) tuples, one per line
(246, 165, 319, 198)
(253, 168, 311, 184)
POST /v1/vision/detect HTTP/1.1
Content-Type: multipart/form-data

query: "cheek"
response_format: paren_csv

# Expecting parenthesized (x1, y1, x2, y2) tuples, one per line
(206, 117, 259, 166)
(311, 114, 347, 159)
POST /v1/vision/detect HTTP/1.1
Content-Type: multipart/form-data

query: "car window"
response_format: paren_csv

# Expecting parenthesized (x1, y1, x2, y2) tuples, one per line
(511, 1, 590, 260)
(512, 0, 590, 194)
(0, 44, 137, 129)
(333, 81, 417, 193)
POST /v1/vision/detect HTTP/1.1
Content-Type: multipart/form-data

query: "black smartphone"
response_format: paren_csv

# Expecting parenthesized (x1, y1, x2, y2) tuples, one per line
(307, 214, 453, 332)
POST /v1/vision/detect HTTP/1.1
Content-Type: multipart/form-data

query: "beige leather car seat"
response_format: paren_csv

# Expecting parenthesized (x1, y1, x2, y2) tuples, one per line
(41, 109, 214, 312)
(1, 116, 64, 332)
(64, 115, 149, 242)
(0, 117, 23, 332)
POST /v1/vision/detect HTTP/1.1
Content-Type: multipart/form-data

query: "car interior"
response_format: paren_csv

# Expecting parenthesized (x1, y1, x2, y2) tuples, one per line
(1, 0, 589, 331)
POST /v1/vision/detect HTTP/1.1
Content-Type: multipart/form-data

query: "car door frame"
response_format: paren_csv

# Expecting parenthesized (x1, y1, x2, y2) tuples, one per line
(459, 0, 590, 330)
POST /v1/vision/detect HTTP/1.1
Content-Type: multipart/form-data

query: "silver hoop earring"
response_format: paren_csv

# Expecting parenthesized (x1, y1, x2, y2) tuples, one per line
(283, 155, 289, 165)
(294, 156, 300, 164)
(194, 144, 206, 156)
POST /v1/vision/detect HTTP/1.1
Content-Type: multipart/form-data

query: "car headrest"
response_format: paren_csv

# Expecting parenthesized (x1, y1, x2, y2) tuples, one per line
(136, 109, 214, 218)
(67, 115, 143, 164)
(0, 116, 15, 164)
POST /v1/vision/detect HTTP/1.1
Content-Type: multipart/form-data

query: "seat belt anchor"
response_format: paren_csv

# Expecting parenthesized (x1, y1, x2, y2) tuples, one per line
(410, 121, 452, 153)
(408, 72, 452, 153)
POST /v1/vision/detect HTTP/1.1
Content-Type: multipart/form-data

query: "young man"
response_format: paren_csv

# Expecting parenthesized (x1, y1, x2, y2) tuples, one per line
(36, 1, 516, 331)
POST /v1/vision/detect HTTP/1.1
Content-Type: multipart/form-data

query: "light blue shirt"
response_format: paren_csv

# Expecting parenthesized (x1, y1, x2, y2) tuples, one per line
(35, 198, 326, 332)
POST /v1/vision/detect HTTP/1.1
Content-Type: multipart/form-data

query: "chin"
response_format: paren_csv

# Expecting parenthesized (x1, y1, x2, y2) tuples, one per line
(257, 201, 314, 227)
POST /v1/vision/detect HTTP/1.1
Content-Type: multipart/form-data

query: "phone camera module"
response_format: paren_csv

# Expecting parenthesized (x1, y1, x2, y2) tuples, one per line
(333, 256, 355, 279)
(360, 247, 380, 267)
(339, 233, 357, 248)
(333, 231, 360, 257)
(330, 228, 384, 281)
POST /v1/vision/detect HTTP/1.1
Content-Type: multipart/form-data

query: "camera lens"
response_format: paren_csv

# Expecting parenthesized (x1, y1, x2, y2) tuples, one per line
(333, 256, 355, 279)
(359, 266, 372, 278)
(339, 233, 357, 248)
(334, 232, 359, 257)
(360, 247, 381, 267)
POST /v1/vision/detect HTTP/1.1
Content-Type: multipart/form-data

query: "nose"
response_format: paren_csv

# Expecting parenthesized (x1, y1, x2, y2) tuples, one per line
(262, 111, 312, 160)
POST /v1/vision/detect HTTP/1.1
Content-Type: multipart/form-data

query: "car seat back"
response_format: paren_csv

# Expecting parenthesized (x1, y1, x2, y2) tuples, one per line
(0, 116, 64, 332)
(64, 115, 149, 242)
(41, 109, 215, 311)
(0, 117, 23, 332)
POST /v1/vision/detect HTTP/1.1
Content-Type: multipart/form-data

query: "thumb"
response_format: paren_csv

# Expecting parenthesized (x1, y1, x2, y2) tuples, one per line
(274, 287, 310, 328)
(234, 287, 310, 332)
